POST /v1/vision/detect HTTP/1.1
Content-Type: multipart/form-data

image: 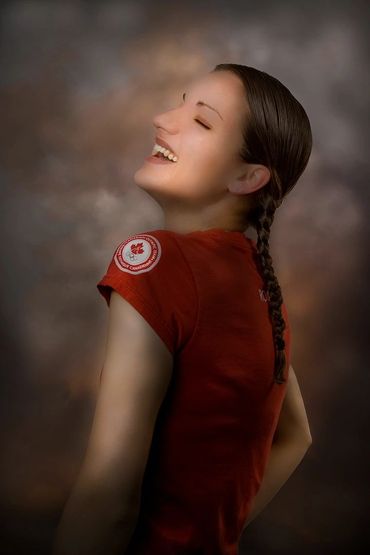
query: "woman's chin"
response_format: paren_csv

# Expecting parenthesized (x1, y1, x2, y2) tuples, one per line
(133, 172, 156, 190)
(133, 168, 150, 187)
(134, 167, 169, 189)
(133, 176, 163, 200)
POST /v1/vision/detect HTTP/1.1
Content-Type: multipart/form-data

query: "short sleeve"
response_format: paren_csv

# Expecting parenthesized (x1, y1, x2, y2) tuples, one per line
(96, 230, 197, 355)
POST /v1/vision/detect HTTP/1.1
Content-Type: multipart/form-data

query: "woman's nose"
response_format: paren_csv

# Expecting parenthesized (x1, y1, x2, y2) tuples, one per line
(153, 111, 179, 134)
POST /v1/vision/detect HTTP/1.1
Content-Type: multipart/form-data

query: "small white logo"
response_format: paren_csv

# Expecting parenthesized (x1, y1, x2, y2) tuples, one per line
(258, 288, 270, 302)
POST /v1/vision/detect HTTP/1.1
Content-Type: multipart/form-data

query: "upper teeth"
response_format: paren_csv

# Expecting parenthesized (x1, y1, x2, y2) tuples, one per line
(151, 143, 178, 162)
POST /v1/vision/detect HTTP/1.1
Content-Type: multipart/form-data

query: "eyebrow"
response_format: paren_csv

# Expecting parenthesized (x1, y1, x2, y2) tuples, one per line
(182, 92, 224, 121)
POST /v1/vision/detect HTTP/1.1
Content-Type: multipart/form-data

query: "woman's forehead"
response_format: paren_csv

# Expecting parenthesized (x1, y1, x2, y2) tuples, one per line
(186, 71, 247, 116)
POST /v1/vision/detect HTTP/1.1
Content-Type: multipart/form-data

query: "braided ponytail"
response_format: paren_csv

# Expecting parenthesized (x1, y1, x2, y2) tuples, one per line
(213, 63, 312, 385)
(250, 193, 287, 384)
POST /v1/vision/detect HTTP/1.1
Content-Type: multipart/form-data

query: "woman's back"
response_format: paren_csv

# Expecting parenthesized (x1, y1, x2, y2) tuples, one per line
(97, 227, 291, 555)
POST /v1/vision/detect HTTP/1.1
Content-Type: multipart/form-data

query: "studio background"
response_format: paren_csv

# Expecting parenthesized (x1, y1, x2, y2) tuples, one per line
(0, 0, 368, 553)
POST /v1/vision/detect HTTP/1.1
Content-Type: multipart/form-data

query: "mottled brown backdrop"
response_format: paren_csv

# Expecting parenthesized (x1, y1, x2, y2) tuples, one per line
(0, 0, 368, 553)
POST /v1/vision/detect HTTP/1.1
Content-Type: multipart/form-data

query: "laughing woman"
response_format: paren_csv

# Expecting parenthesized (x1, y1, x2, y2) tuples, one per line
(53, 64, 313, 555)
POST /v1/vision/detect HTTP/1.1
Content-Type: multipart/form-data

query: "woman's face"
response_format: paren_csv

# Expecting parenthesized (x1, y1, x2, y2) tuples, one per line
(134, 70, 249, 207)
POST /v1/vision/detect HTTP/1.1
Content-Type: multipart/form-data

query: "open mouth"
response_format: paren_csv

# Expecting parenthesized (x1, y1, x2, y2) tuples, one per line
(145, 151, 178, 164)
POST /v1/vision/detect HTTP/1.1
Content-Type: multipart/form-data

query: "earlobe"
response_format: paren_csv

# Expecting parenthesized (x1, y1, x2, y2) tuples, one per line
(227, 180, 250, 195)
(228, 166, 270, 195)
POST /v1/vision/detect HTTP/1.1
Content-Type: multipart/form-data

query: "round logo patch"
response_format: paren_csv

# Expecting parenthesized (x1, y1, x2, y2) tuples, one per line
(113, 233, 162, 275)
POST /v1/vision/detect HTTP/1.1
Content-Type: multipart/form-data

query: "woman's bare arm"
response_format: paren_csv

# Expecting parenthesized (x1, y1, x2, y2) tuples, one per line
(52, 292, 174, 555)
(271, 365, 312, 445)
(242, 365, 312, 530)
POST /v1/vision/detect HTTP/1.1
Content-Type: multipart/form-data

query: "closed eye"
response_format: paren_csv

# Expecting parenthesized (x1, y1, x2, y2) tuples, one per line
(182, 93, 211, 129)
(195, 119, 211, 130)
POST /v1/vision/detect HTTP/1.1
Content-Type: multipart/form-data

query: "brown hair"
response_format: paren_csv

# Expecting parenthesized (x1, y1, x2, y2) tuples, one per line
(213, 63, 312, 385)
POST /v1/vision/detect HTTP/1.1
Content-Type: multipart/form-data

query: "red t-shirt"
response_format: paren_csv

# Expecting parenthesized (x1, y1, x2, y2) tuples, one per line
(96, 228, 291, 555)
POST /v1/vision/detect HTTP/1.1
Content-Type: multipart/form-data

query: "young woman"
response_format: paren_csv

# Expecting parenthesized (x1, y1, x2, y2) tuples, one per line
(53, 64, 313, 555)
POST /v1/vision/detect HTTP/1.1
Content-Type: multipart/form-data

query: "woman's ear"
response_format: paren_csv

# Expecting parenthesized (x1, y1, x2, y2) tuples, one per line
(228, 165, 270, 195)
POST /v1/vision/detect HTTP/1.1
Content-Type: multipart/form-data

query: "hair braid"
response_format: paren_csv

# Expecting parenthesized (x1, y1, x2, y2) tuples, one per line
(212, 63, 313, 384)
(251, 193, 287, 384)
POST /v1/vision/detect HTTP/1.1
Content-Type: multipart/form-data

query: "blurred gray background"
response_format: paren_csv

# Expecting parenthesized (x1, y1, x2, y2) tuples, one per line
(0, 0, 369, 553)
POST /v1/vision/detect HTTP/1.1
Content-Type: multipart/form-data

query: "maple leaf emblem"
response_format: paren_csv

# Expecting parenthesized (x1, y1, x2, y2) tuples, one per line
(131, 242, 144, 255)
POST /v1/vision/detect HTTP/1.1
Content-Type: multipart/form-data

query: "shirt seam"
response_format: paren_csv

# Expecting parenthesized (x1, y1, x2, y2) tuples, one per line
(171, 234, 201, 355)
(97, 274, 175, 353)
